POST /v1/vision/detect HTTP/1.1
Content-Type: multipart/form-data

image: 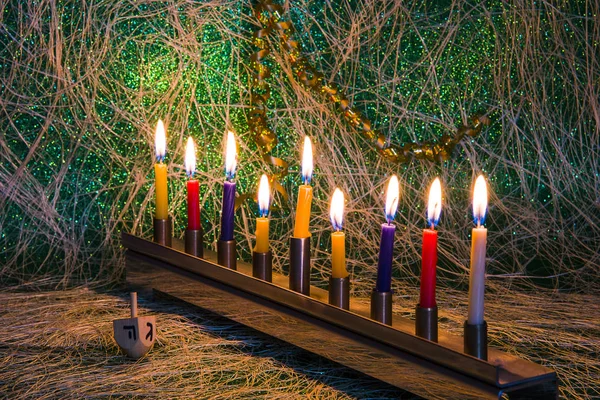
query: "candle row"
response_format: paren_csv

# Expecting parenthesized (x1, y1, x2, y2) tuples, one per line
(152, 121, 489, 358)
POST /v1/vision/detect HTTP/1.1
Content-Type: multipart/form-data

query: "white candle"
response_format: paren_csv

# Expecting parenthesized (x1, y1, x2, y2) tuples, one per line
(467, 175, 488, 325)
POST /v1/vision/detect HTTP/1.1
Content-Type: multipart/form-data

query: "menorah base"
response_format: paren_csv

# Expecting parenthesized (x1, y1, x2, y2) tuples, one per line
(123, 233, 557, 400)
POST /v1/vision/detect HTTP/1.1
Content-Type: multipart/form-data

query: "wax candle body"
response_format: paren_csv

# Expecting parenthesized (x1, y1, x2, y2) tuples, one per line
(331, 231, 348, 278)
(375, 223, 396, 293)
(187, 179, 201, 230)
(467, 227, 487, 325)
(419, 229, 438, 308)
(154, 163, 168, 220)
(220, 181, 236, 241)
(293, 184, 313, 238)
(254, 217, 270, 253)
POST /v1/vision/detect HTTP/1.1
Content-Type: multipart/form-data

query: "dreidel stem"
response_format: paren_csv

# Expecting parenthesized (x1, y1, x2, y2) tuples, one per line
(131, 292, 138, 318)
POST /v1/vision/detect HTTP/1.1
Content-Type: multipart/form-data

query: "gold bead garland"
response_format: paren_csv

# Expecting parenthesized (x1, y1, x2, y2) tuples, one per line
(250, 0, 490, 165)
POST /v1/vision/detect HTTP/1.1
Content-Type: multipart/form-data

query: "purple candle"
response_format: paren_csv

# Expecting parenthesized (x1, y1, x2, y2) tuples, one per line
(220, 181, 236, 241)
(376, 222, 396, 292)
(220, 130, 237, 242)
(375, 175, 400, 293)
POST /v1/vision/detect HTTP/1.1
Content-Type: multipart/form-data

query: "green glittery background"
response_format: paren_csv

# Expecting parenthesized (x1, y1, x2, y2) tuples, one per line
(0, 0, 598, 291)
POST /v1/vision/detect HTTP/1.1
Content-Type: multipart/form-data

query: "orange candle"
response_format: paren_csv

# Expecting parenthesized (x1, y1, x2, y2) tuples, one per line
(154, 120, 168, 220)
(293, 136, 313, 238)
(254, 174, 271, 253)
(329, 188, 348, 279)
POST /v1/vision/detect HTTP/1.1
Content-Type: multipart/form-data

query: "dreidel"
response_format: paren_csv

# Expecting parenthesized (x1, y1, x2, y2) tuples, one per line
(113, 292, 156, 359)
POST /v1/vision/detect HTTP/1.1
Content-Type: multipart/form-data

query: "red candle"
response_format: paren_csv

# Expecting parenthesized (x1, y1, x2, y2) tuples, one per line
(419, 178, 442, 308)
(185, 137, 201, 231)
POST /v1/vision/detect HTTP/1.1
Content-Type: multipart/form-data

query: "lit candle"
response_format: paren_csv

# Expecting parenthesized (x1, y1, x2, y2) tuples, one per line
(467, 175, 488, 325)
(154, 120, 168, 220)
(185, 137, 201, 230)
(329, 188, 348, 279)
(375, 175, 400, 293)
(254, 174, 270, 253)
(293, 136, 313, 238)
(220, 130, 237, 242)
(419, 178, 442, 308)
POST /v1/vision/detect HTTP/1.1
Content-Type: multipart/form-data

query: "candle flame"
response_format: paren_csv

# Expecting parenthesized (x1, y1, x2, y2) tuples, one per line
(301, 136, 313, 185)
(225, 130, 237, 180)
(384, 175, 400, 223)
(155, 119, 166, 162)
(185, 137, 196, 178)
(257, 174, 270, 217)
(473, 174, 488, 226)
(329, 188, 345, 231)
(427, 177, 442, 228)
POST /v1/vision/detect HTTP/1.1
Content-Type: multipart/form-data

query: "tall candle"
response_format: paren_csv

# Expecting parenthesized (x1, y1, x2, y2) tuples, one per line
(375, 175, 400, 293)
(220, 130, 237, 242)
(419, 178, 442, 308)
(293, 136, 313, 238)
(154, 120, 168, 220)
(254, 174, 270, 253)
(467, 175, 488, 325)
(329, 188, 348, 279)
(185, 137, 201, 230)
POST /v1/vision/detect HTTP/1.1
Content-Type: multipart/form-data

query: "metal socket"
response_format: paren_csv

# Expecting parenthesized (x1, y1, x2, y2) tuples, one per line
(328, 276, 350, 310)
(289, 237, 311, 296)
(153, 217, 172, 247)
(415, 304, 438, 342)
(464, 320, 488, 361)
(184, 229, 204, 258)
(252, 251, 272, 282)
(370, 289, 393, 325)
(217, 239, 237, 270)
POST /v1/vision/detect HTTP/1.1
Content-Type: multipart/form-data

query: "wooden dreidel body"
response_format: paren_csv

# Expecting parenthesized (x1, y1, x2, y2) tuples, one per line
(113, 292, 156, 359)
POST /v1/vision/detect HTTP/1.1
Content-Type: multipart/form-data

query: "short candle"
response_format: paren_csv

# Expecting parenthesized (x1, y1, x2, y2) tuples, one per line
(254, 174, 271, 253)
(185, 137, 201, 231)
(419, 178, 442, 309)
(375, 175, 400, 293)
(329, 188, 348, 279)
(220, 130, 237, 242)
(154, 120, 168, 220)
(467, 175, 488, 325)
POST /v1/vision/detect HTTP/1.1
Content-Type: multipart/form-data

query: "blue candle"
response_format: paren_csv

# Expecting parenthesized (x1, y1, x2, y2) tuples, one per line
(375, 175, 400, 293)
(220, 131, 237, 242)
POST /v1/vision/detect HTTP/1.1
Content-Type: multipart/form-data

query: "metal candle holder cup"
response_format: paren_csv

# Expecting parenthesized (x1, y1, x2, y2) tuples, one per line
(328, 276, 350, 310)
(415, 304, 438, 342)
(370, 289, 393, 325)
(217, 239, 237, 270)
(464, 320, 488, 360)
(153, 217, 172, 247)
(184, 229, 204, 258)
(252, 251, 272, 282)
(289, 237, 311, 295)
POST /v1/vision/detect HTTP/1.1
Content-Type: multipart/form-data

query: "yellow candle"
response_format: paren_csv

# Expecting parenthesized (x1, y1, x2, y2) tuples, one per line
(255, 217, 270, 253)
(154, 163, 168, 219)
(255, 174, 271, 253)
(293, 136, 313, 238)
(331, 231, 347, 278)
(330, 188, 348, 278)
(154, 120, 168, 220)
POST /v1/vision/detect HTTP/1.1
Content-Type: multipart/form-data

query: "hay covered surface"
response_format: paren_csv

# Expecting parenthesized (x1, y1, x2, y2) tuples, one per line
(0, 283, 598, 399)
